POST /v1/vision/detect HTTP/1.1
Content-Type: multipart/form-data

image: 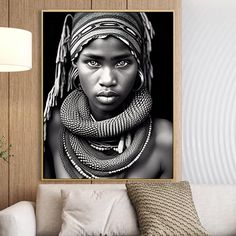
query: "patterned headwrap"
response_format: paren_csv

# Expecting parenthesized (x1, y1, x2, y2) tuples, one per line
(44, 12, 154, 140)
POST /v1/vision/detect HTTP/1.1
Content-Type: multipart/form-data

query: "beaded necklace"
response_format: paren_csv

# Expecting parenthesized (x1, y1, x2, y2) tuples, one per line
(58, 88, 152, 178)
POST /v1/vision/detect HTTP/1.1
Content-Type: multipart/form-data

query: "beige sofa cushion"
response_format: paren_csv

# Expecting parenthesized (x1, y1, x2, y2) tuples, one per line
(191, 184, 236, 236)
(36, 184, 133, 236)
(59, 189, 139, 236)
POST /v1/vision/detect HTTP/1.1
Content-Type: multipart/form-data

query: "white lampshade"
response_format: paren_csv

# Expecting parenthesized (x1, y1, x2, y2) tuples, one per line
(0, 27, 32, 72)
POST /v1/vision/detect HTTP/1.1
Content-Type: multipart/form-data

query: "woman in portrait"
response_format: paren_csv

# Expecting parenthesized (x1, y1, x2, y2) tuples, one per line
(43, 12, 172, 179)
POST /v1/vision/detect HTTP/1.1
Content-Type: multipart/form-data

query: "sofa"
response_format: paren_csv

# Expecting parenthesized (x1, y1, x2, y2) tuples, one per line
(0, 183, 236, 236)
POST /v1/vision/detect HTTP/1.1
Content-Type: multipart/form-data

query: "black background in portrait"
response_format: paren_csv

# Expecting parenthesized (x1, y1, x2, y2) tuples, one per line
(43, 11, 173, 122)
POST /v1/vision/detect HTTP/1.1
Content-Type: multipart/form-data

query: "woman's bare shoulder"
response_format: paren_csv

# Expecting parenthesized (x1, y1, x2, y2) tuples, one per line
(48, 107, 62, 129)
(151, 118, 173, 178)
(152, 118, 173, 147)
(47, 107, 63, 148)
(125, 118, 173, 178)
(46, 107, 72, 178)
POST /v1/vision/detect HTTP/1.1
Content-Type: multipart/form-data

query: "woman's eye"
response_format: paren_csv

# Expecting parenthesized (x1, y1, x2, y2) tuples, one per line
(115, 60, 129, 68)
(87, 60, 101, 68)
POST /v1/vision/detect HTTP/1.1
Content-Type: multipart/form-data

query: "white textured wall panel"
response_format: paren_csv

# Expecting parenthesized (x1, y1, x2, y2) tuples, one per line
(182, 0, 236, 183)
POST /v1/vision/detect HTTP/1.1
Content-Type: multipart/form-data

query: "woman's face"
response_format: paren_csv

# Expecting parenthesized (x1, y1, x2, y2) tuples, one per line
(76, 36, 138, 120)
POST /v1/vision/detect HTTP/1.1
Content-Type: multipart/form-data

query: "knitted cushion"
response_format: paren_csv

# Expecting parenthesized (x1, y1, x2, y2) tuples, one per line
(126, 181, 209, 236)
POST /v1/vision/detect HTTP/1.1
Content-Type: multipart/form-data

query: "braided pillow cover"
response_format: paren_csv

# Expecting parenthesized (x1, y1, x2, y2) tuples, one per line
(126, 181, 209, 236)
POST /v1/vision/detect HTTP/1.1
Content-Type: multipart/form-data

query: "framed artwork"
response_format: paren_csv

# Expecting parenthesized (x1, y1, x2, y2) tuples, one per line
(42, 10, 178, 180)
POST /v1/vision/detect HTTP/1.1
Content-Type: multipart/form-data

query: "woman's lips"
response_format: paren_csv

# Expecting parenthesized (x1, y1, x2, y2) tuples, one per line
(96, 96, 119, 104)
(96, 90, 119, 104)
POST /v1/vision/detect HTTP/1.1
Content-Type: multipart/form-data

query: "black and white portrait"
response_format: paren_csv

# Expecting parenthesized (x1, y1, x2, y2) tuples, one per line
(42, 11, 173, 179)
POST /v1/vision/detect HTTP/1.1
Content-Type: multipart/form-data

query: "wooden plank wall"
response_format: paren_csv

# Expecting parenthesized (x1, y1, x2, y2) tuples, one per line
(0, 0, 9, 210)
(0, 0, 181, 210)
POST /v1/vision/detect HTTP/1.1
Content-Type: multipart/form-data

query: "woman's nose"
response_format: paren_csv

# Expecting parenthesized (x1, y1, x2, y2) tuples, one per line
(99, 66, 117, 87)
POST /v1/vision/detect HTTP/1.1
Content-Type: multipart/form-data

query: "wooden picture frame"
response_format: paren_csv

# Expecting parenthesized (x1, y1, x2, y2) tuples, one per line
(41, 10, 180, 181)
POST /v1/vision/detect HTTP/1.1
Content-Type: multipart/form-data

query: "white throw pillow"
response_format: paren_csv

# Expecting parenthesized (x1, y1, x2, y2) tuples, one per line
(59, 189, 139, 236)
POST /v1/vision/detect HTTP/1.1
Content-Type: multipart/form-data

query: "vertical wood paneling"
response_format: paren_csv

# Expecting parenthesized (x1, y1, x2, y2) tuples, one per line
(8, 0, 92, 205)
(128, 0, 182, 181)
(0, 71, 9, 210)
(128, 0, 180, 9)
(0, 0, 9, 210)
(92, 0, 126, 9)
